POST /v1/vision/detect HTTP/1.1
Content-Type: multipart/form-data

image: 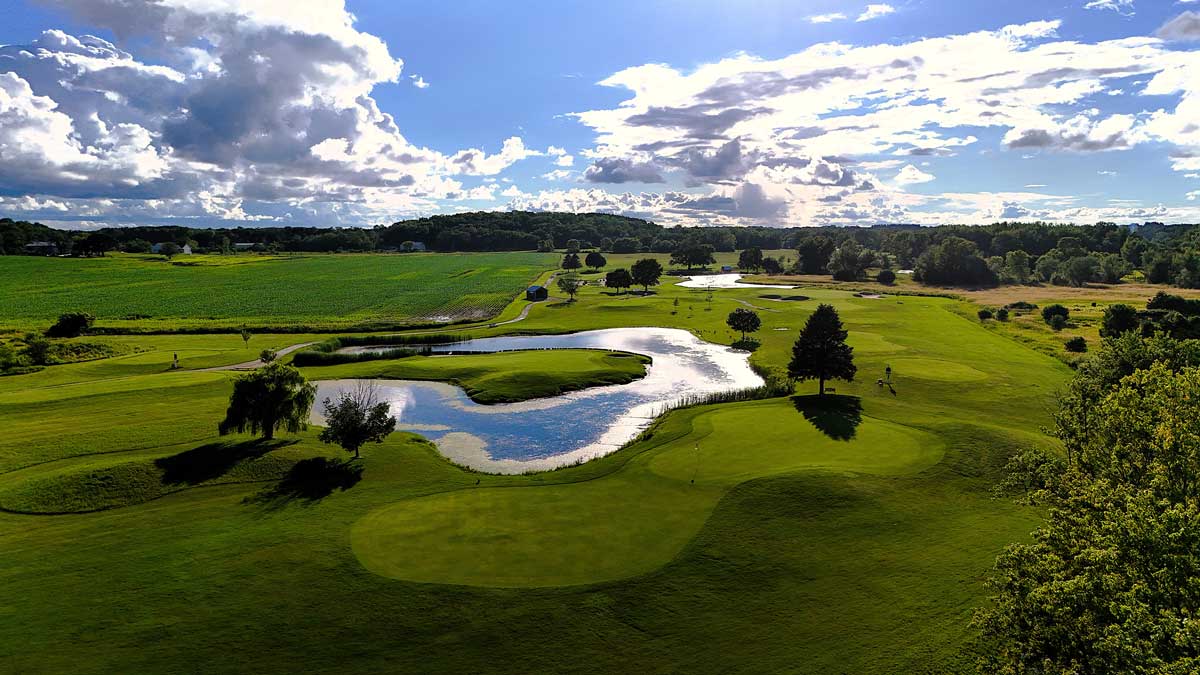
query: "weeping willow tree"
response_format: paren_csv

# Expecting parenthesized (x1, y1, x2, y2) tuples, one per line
(218, 363, 316, 441)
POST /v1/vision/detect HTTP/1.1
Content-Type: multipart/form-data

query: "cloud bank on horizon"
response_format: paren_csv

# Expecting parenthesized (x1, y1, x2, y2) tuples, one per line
(0, 0, 1198, 229)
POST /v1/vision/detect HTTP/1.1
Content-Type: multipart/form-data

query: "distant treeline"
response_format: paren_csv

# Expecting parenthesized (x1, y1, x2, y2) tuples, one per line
(6, 213, 1200, 289)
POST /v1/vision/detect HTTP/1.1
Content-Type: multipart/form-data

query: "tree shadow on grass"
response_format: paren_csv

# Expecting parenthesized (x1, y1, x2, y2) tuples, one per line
(791, 394, 864, 441)
(156, 438, 297, 486)
(244, 457, 363, 511)
(731, 338, 761, 352)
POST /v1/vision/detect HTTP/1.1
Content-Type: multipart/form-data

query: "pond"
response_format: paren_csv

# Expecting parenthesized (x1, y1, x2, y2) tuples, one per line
(675, 273, 795, 289)
(312, 328, 762, 474)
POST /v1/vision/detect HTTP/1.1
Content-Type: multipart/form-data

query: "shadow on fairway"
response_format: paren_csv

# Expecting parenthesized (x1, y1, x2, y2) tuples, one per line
(731, 338, 761, 352)
(245, 457, 363, 510)
(156, 438, 297, 486)
(791, 394, 864, 441)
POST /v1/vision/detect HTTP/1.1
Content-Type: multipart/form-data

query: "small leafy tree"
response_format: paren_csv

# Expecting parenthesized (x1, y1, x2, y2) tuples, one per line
(1100, 303, 1140, 337)
(762, 257, 783, 275)
(630, 258, 663, 293)
(217, 363, 316, 441)
(877, 269, 896, 285)
(670, 243, 716, 271)
(738, 247, 764, 272)
(827, 240, 873, 281)
(726, 308, 761, 341)
(319, 382, 397, 459)
(46, 312, 94, 338)
(1064, 336, 1087, 352)
(1004, 250, 1032, 283)
(1041, 304, 1070, 325)
(605, 268, 633, 293)
(22, 333, 52, 366)
(240, 327, 252, 348)
(584, 251, 607, 271)
(788, 304, 856, 396)
(996, 308, 1009, 322)
(556, 274, 583, 301)
(978, 308, 994, 321)
(1049, 314, 1067, 331)
(159, 242, 181, 259)
(561, 252, 582, 271)
(259, 348, 278, 364)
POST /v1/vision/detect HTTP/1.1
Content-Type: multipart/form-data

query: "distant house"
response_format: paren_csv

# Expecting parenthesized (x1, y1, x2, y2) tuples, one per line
(233, 242, 256, 251)
(410, 241, 427, 252)
(23, 241, 58, 256)
(151, 242, 192, 255)
(526, 285, 549, 301)
(181, 244, 193, 255)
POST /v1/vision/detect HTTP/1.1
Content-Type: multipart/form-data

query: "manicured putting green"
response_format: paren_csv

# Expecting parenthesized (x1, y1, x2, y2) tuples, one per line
(880, 357, 989, 381)
(350, 398, 942, 587)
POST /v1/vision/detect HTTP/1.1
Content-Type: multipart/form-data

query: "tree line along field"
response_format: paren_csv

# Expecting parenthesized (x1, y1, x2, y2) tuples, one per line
(0, 257, 1079, 673)
(0, 252, 556, 331)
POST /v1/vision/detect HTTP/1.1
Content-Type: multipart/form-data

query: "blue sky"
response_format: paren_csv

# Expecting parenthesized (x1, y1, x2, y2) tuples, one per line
(0, 0, 1198, 229)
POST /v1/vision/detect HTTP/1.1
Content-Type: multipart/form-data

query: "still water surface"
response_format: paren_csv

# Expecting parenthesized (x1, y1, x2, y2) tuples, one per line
(312, 327, 761, 473)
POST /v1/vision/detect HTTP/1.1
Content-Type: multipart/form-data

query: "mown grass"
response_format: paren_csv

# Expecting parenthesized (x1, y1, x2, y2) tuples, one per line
(0, 259, 1077, 674)
(0, 252, 554, 331)
(301, 349, 650, 404)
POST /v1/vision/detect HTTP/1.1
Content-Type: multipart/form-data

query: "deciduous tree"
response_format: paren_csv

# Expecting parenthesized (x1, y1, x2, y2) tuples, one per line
(631, 258, 663, 293)
(218, 363, 316, 441)
(319, 382, 396, 459)
(726, 308, 761, 341)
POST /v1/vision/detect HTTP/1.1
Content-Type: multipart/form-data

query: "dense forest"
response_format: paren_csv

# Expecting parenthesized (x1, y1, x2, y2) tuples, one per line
(5, 213, 1200, 290)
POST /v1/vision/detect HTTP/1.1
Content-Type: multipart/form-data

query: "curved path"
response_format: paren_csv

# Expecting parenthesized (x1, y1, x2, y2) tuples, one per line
(199, 342, 315, 372)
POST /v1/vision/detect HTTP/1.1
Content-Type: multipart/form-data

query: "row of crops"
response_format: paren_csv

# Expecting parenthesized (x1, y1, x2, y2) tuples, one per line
(0, 252, 556, 329)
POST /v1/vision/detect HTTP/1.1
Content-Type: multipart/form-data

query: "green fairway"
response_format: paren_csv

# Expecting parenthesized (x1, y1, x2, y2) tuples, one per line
(0, 256, 1078, 673)
(352, 398, 942, 587)
(0, 252, 554, 330)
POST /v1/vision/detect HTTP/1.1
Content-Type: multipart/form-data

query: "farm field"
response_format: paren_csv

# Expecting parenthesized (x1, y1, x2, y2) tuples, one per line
(0, 252, 555, 331)
(0, 252, 1128, 674)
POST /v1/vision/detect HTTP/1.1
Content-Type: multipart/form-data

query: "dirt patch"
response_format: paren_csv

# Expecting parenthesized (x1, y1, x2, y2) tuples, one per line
(954, 282, 1200, 306)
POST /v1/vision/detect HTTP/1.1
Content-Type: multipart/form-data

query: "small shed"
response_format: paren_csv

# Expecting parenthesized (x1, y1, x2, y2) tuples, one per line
(526, 285, 549, 301)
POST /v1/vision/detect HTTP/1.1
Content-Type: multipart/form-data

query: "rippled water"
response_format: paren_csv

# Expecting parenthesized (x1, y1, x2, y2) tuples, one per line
(312, 327, 761, 473)
(675, 273, 795, 289)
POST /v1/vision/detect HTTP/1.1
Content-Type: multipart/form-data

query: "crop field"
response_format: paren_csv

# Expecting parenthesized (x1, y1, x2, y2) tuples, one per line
(0, 252, 555, 330)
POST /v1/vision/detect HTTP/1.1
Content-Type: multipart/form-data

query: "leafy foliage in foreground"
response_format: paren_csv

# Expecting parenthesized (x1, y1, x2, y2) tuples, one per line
(978, 335, 1200, 674)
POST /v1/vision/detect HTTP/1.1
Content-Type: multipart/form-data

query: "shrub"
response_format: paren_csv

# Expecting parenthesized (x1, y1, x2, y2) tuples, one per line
(877, 269, 896, 285)
(46, 312, 95, 338)
(1100, 303, 1140, 337)
(1005, 301, 1038, 311)
(978, 308, 994, 321)
(1041, 304, 1070, 324)
(996, 308, 1009, 321)
(1049, 315, 1068, 331)
(1065, 336, 1087, 353)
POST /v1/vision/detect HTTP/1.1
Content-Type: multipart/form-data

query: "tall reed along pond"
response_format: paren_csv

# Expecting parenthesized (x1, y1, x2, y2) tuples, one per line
(312, 327, 763, 473)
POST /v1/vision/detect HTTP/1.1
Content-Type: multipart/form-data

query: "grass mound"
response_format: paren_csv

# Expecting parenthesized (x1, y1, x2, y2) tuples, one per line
(0, 439, 309, 514)
(301, 349, 651, 404)
(351, 397, 941, 587)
